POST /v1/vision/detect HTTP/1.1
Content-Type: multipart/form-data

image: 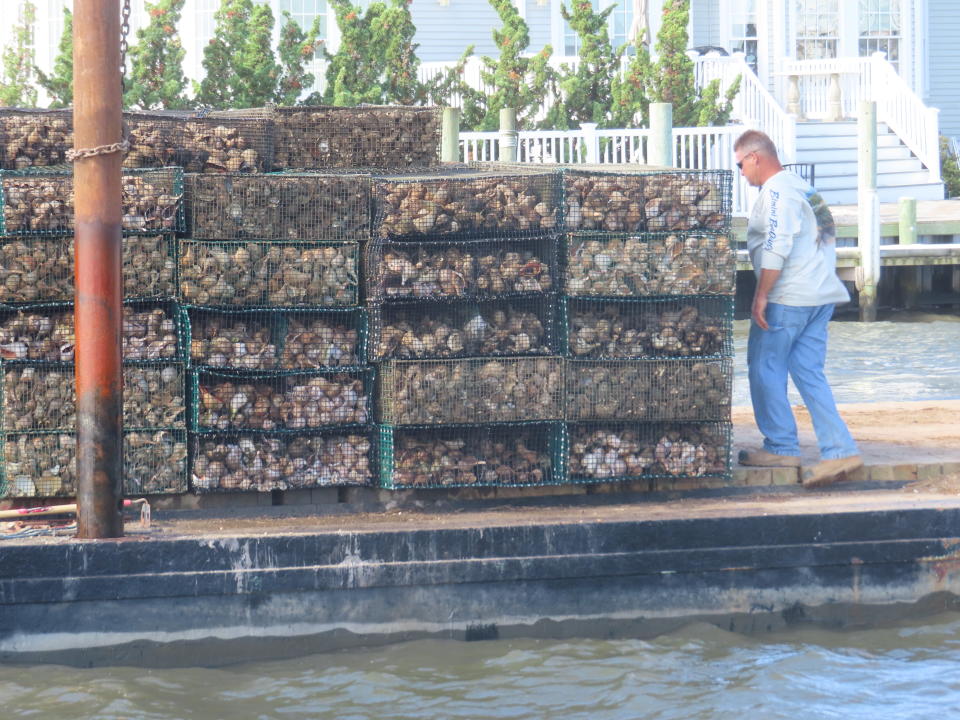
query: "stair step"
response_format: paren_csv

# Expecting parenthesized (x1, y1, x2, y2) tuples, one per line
(810, 158, 926, 178)
(814, 170, 936, 191)
(797, 146, 914, 164)
(820, 183, 945, 205)
(796, 133, 902, 150)
(795, 121, 891, 138)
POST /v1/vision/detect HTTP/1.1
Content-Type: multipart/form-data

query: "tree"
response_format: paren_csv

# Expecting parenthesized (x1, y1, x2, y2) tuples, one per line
(0, 1, 38, 108)
(472, 0, 556, 131)
(611, 0, 739, 128)
(35, 6, 72, 108)
(124, 0, 189, 110)
(196, 0, 280, 109)
(553, 0, 623, 128)
(322, 0, 423, 106)
(276, 11, 321, 105)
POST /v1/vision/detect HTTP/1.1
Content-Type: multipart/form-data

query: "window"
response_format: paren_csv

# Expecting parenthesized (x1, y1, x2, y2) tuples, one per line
(729, 0, 758, 73)
(858, 0, 900, 71)
(795, 0, 839, 60)
(562, 0, 632, 56)
(278, 0, 327, 58)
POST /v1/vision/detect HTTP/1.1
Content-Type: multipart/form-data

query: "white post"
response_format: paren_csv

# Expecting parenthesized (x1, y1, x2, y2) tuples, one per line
(927, 107, 942, 182)
(649, 102, 673, 167)
(580, 122, 599, 164)
(826, 73, 843, 121)
(498, 108, 518, 162)
(857, 100, 880, 322)
(441, 108, 460, 163)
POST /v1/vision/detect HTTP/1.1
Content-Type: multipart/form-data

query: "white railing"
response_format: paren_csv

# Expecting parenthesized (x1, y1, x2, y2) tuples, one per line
(779, 57, 874, 120)
(868, 53, 941, 182)
(460, 123, 756, 216)
(695, 53, 796, 164)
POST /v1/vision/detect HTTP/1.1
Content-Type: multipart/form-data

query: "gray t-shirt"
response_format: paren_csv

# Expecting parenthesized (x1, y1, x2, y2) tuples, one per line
(746, 170, 850, 306)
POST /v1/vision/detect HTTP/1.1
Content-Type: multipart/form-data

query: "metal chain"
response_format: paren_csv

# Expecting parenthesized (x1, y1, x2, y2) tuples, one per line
(120, 0, 132, 90)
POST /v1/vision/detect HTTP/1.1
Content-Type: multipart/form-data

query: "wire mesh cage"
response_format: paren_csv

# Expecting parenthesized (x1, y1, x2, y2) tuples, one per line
(190, 428, 373, 492)
(177, 240, 359, 308)
(565, 358, 732, 422)
(191, 367, 373, 433)
(562, 166, 732, 234)
(566, 421, 732, 483)
(123, 109, 274, 173)
(378, 421, 566, 489)
(0, 302, 185, 363)
(0, 108, 73, 169)
(363, 235, 559, 302)
(565, 232, 736, 296)
(0, 234, 177, 304)
(185, 306, 366, 370)
(184, 172, 371, 241)
(0, 429, 188, 497)
(0, 166, 184, 235)
(1, 361, 186, 432)
(373, 166, 561, 240)
(563, 295, 734, 359)
(272, 105, 441, 170)
(368, 294, 560, 361)
(378, 356, 564, 425)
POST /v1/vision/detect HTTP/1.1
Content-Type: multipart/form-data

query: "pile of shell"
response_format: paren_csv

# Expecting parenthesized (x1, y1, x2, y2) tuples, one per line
(3, 433, 77, 497)
(568, 425, 728, 479)
(1, 173, 181, 234)
(381, 358, 563, 425)
(568, 303, 726, 358)
(191, 433, 371, 491)
(2, 365, 75, 431)
(280, 316, 360, 369)
(0, 306, 179, 362)
(367, 244, 553, 299)
(273, 106, 440, 169)
(124, 116, 265, 172)
(178, 241, 357, 307)
(566, 234, 735, 296)
(196, 374, 368, 431)
(186, 174, 370, 240)
(374, 306, 549, 359)
(564, 172, 726, 233)
(0, 236, 175, 303)
(375, 173, 559, 238)
(389, 431, 552, 487)
(123, 365, 185, 428)
(0, 112, 73, 168)
(125, 431, 188, 494)
(189, 315, 278, 370)
(565, 360, 730, 421)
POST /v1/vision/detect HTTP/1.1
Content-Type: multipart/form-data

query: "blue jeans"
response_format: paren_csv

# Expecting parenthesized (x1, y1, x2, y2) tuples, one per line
(747, 302, 859, 460)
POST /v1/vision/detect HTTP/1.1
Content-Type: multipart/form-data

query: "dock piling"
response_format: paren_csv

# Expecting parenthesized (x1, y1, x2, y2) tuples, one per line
(857, 101, 880, 321)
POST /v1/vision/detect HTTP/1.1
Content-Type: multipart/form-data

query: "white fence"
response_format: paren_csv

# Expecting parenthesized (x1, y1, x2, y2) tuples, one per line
(460, 123, 756, 217)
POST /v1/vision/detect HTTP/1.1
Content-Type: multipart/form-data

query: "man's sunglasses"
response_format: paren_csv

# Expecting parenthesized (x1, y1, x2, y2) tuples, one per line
(736, 151, 755, 170)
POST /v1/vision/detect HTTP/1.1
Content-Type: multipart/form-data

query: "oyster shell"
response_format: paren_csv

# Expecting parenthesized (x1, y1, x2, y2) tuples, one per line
(191, 433, 371, 491)
(124, 430, 188, 494)
(178, 241, 358, 307)
(566, 234, 735, 296)
(0, 112, 73, 169)
(381, 357, 563, 425)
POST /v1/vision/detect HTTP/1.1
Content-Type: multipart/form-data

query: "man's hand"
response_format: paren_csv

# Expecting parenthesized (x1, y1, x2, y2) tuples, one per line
(752, 291, 769, 330)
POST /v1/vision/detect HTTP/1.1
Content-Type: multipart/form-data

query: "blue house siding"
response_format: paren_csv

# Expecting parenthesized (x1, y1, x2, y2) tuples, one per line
(525, 0, 553, 51)
(412, 2, 502, 61)
(926, 0, 960, 137)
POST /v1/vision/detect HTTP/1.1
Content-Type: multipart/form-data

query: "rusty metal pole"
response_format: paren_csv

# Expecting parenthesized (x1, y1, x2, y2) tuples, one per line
(74, 0, 124, 538)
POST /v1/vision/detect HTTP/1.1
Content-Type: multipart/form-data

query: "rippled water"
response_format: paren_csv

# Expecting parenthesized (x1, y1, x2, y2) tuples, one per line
(4, 614, 960, 719)
(732, 316, 960, 406)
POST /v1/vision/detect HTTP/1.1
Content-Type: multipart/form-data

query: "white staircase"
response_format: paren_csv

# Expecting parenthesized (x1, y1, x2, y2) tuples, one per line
(795, 121, 944, 205)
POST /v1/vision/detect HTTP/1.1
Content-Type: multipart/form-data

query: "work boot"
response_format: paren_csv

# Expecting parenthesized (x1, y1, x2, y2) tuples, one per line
(738, 449, 801, 467)
(801, 455, 864, 489)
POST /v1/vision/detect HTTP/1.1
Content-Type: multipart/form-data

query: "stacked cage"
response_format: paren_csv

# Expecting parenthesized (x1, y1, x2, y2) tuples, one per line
(181, 170, 373, 492)
(369, 165, 566, 489)
(560, 165, 737, 489)
(0, 116, 189, 496)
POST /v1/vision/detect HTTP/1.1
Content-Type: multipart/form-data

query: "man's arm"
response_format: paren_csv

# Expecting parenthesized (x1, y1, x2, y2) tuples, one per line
(752, 267, 781, 330)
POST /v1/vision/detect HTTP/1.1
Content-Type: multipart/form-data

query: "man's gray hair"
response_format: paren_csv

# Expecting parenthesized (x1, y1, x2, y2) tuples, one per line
(734, 130, 779, 160)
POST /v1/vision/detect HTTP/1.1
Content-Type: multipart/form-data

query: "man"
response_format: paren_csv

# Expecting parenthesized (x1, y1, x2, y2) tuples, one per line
(734, 129, 862, 488)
